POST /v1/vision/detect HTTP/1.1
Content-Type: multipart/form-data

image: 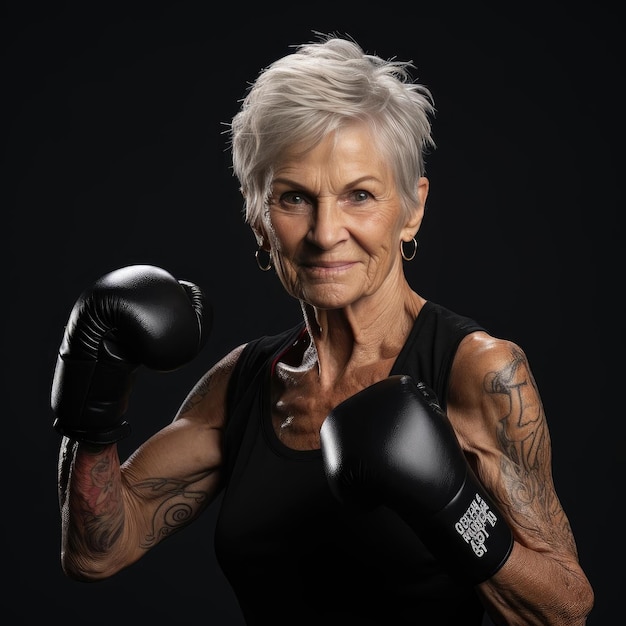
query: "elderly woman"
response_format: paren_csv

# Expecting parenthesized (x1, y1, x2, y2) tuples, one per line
(53, 35, 593, 625)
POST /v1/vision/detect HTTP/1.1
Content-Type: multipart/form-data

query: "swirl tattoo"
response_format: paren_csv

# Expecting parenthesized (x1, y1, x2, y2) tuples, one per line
(130, 478, 209, 548)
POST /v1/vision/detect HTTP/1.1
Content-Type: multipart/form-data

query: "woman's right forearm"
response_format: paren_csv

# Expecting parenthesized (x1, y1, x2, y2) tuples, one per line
(58, 437, 126, 581)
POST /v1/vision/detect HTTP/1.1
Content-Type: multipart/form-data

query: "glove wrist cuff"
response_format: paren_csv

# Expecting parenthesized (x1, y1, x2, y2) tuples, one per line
(418, 474, 514, 584)
(53, 418, 131, 445)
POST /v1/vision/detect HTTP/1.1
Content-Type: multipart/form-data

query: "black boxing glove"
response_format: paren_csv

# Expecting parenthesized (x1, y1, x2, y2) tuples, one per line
(51, 264, 210, 445)
(320, 374, 513, 585)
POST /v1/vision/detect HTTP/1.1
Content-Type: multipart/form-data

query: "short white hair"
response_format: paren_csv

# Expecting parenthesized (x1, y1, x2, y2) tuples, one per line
(229, 34, 436, 233)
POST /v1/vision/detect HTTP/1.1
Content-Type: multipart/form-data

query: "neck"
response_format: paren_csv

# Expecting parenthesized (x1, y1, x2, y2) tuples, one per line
(299, 285, 425, 387)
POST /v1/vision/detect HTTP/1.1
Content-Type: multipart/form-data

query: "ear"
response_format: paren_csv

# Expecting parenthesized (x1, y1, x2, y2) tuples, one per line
(252, 225, 271, 250)
(401, 176, 429, 240)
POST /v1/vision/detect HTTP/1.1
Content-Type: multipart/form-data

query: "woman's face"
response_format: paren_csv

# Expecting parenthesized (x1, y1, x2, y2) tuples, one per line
(259, 123, 428, 310)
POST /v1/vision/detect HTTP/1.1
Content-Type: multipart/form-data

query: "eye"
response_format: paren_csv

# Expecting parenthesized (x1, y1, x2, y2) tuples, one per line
(282, 192, 307, 205)
(272, 191, 313, 213)
(349, 189, 373, 203)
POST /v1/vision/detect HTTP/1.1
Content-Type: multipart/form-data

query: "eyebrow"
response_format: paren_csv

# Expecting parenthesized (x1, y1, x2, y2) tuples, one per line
(271, 175, 383, 190)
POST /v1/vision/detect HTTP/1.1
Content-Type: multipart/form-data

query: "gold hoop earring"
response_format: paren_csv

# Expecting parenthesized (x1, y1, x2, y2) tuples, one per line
(401, 237, 418, 261)
(255, 248, 273, 271)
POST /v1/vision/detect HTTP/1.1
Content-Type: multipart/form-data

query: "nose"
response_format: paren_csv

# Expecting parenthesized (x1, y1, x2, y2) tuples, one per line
(307, 199, 348, 250)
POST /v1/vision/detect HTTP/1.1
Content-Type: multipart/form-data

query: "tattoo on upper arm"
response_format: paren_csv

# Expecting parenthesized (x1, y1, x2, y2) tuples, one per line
(130, 478, 209, 548)
(483, 347, 574, 546)
(485, 347, 546, 474)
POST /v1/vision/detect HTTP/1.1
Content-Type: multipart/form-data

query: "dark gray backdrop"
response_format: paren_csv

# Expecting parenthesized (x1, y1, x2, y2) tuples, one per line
(3, 2, 620, 624)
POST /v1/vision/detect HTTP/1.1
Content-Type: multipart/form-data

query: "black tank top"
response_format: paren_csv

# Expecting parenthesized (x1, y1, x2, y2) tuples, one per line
(215, 301, 486, 625)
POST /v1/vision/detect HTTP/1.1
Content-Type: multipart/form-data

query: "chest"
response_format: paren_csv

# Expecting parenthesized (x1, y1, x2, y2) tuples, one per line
(269, 362, 395, 450)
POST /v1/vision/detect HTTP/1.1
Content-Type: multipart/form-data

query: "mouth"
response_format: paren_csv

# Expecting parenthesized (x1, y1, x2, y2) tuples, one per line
(300, 260, 356, 279)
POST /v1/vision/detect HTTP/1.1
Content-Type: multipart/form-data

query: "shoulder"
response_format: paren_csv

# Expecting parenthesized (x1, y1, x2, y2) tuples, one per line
(450, 331, 531, 395)
(446, 331, 541, 447)
(174, 324, 305, 428)
(174, 343, 249, 429)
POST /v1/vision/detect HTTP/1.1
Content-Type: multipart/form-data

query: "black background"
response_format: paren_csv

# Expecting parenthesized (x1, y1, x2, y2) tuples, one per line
(3, 2, 621, 624)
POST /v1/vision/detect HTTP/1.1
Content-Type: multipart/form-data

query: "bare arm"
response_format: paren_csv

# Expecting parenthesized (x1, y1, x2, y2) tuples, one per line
(57, 345, 245, 581)
(448, 333, 594, 625)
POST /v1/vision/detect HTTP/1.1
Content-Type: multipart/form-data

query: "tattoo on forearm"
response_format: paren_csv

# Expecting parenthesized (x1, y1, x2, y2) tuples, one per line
(72, 446, 124, 553)
(70, 447, 210, 553)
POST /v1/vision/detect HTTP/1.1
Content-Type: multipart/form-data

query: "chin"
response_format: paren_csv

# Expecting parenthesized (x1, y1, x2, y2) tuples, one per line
(302, 292, 360, 311)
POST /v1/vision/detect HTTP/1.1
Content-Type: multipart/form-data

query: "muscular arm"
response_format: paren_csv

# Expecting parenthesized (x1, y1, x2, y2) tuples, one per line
(57, 345, 244, 581)
(447, 333, 594, 625)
